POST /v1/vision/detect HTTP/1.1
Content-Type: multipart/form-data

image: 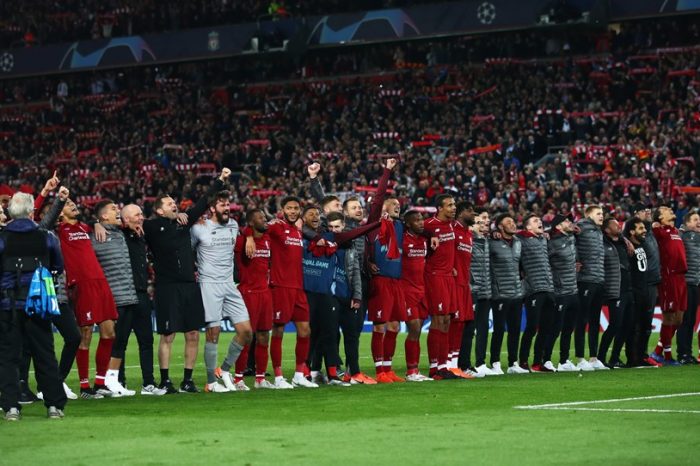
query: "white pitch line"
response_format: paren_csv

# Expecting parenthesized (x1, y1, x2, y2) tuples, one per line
(514, 392, 700, 411)
(518, 407, 700, 414)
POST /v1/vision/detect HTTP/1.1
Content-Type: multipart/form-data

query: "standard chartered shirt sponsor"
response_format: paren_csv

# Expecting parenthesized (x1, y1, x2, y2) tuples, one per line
(192, 219, 239, 283)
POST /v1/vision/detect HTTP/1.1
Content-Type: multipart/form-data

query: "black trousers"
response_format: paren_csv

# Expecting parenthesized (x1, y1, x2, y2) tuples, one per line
(677, 284, 699, 358)
(337, 296, 365, 375)
(553, 294, 580, 363)
(641, 285, 658, 358)
(334, 279, 367, 370)
(598, 291, 633, 364)
(628, 288, 651, 366)
(307, 291, 340, 372)
(112, 292, 155, 386)
(0, 310, 66, 411)
(463, 298, 490, 368)
(20, 301, 80, 385)
(491, 298, 523, 366)
(520, 292, 556, 365)
(575, 282, 604, 358)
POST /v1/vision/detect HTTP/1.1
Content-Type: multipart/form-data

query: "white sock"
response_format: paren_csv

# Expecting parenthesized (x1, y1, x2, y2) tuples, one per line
(106, 369, 119, 380)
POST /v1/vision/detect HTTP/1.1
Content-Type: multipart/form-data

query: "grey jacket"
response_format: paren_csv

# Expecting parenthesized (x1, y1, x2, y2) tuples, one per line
(548, 231, 578, 297)
(575, 218, 605, 285)
(471, 233, 491, 300)
(603, 236, 621, 300)
(642, 221, 661, 285)
(682, 229, 700, 286)
(91, 223, 138, 307)
(489, 236, 523, 300)
(518, 232, 554, 296)
(343, 246, 362, 301)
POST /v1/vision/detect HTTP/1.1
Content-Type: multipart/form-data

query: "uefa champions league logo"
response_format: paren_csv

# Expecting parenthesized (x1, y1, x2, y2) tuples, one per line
(477, 2, 496, 25)
(0, 52, 14, 72)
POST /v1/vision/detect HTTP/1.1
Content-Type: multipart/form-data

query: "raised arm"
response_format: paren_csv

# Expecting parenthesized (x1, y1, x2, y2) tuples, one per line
(332, 220, 381, 246)
(35, 170, 60, 221)
(186, 168, 229, 227)
(308, 163, 326, 204)
(39, 186, 68, 230)
(367, 158, 397, 224)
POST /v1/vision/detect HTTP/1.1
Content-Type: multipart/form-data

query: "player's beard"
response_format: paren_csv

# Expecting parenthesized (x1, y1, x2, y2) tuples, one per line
(215, 211, 229, 224)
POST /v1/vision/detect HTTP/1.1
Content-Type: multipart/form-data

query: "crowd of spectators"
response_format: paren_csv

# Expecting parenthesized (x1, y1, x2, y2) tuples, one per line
(0, 0, 425, 49)
(0, 17, 699, 228)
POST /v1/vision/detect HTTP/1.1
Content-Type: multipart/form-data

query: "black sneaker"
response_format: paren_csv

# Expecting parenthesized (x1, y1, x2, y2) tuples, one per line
(94, 384, 114, 397)
(435, 369, 459, 380)
(19, 382, 39, 405)
(159, 379, 178, 395)
(608, 361, 626, 369)
(80, 387, 105, 400)
(679, 355, 698, 365)
(179, 380, 199, 393)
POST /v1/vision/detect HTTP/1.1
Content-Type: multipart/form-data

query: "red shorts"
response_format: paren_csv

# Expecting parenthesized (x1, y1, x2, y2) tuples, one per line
(71, 279, 118, 327)
(271, 286, 309, 324)
(658, 273, 688, 313)
(424, 274, 455, 316)
(403, 286, 428, 321)
(453, 284, 474, 322)
(242, 290, 273, 331)
(368, 276, 406, 323)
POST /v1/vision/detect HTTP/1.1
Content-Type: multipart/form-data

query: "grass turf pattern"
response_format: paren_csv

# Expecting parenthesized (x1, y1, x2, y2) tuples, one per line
(1, 333, 698, 465)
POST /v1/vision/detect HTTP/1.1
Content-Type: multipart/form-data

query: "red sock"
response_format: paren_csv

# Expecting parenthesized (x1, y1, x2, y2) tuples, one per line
(449, 321, 465, 358)
(271, 335, 283, 377)
(94, 338, 113, 386)
(405, 338, 419, 374)
(383, 330, 398, 371)
(295, 335, 310, 373)
(327, 366, 338, 378)
(427, 328, 439, 375)
(371, 331, 384, 374)
(438, 330, 450, 369)
(235, 344, 250, 382)
(76, 347, 90, 389)
(255, 342, 269, 381)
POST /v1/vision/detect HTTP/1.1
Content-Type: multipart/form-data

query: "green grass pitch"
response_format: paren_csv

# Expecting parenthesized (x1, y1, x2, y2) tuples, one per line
(1, 333, 698, 466)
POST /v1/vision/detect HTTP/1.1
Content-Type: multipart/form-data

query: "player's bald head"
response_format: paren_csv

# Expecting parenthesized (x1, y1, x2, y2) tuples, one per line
(121, 204, 141, 219)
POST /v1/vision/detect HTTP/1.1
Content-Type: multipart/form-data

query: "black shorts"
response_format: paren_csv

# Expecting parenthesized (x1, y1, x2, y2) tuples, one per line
(154, 282, 205, 334)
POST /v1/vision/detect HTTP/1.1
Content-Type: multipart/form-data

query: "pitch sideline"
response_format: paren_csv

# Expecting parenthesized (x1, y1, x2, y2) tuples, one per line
(514, 392, 700, 414)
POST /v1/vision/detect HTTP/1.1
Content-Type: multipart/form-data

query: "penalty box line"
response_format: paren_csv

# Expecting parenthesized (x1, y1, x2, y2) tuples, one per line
(514, 392, 700, 414)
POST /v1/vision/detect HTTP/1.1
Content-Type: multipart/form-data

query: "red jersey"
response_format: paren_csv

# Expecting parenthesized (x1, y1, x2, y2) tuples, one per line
(653, 225, 688, 275)
(454, 221, 473, 288)
(57, 222, 107, 283)
(401, 231, 427, 291)
(424, 216, 456, 277)
(263, 219, 304, 289)
(235, 234, 271, 293)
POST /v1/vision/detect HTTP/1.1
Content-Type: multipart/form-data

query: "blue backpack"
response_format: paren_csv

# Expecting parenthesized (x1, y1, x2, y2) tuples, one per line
(24, 266, 60, 319)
